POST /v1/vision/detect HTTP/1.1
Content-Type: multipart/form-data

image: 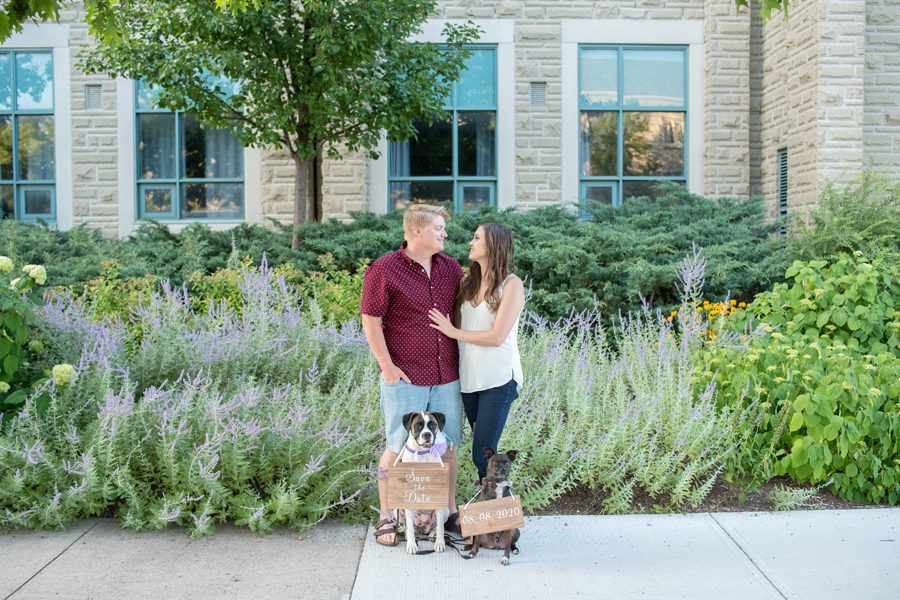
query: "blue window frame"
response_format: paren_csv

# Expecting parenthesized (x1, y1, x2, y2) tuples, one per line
(388, 46, 497, 213)
(135, 81, 244, 220)
(579, 45, 688, 207)
(0, 51, 55, 221)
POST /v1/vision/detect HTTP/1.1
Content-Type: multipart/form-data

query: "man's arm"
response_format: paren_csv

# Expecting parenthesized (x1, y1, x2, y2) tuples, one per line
(362, 315, 410, 384)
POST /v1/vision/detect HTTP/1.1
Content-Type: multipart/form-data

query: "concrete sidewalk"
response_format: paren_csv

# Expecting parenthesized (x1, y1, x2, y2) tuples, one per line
(2, 509, 897, 600)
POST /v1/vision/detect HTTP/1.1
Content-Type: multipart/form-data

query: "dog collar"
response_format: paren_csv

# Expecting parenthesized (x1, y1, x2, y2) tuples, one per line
(481, 478, 509, 489)
(405, 442, 447, 458)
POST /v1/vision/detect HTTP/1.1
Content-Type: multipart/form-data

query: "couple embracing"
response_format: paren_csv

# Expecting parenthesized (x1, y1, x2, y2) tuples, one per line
(361, 204, 525, 547)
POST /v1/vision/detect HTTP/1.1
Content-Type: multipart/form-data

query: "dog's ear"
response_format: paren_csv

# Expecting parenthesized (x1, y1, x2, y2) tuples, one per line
(401, 412, 415, 431)
(432, 412, 446, 430)
(506, 450, 518, 462)
(484, 448, 495, 459)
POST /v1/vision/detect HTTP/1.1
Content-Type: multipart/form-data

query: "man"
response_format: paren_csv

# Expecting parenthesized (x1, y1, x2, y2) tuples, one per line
(361, 204, 464, 546)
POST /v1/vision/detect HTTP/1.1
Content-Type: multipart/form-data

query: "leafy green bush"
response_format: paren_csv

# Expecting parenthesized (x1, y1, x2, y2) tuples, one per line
(0, 257, 53, 415)
(788, 169, 900, 263)
(703, 252, 899, 504)
(1, 188, 789, 322)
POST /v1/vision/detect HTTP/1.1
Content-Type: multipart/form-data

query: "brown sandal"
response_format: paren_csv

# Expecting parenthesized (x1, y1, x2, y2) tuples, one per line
(373, 518, 399, 547)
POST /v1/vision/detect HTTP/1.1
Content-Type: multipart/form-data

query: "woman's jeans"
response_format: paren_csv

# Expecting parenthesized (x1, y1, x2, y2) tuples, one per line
(461, 378, 518, 480)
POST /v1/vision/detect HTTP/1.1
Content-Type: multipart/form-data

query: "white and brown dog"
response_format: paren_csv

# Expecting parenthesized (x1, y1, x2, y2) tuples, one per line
(395, 411, 449, 555)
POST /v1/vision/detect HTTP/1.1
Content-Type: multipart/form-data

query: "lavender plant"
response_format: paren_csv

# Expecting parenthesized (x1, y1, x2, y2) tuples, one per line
(2, 247, 761, 531)
(493, 245, 759, 513)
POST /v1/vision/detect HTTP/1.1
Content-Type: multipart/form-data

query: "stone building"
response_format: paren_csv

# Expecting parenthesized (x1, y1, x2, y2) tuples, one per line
(1, 0, 897, 236)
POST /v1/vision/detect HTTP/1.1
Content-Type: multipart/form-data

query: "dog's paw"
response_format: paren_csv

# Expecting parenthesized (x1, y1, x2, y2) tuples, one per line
(434, 538, 446, 553)
(500, 557, 510, 566)
(512, 547, 520, 555)
(405, 540, 418, 555)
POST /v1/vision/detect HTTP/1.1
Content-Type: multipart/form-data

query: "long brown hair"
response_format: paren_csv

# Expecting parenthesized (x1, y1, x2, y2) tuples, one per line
(458, 223, 515, 313)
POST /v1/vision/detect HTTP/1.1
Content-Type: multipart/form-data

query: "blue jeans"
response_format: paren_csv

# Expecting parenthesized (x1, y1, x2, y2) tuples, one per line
(380, 379, 463, 453)
(461, 378, 518, 480)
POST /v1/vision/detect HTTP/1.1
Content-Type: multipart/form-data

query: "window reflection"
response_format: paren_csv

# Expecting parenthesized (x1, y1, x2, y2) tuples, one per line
(580, 111, 617, 176)
(182, 114, 243, 179)
(390, 181, 453, 212)
(17, 115, 55, 180)
(138, 114, 176, 179)
(623, 112, 684, 177)
(457, 112, 495, 176)
(181, 183, 243, 219)
(15, 53, 53, 110)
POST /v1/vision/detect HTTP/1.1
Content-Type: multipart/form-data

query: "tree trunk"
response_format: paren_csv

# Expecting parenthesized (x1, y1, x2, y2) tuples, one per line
(314, 150, 324, 222)
(290, 150, 324, 251)
(291, 155, 316, 251)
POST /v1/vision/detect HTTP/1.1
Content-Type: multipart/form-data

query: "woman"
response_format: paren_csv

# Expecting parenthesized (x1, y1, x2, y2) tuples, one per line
(428, 223, 525, 481)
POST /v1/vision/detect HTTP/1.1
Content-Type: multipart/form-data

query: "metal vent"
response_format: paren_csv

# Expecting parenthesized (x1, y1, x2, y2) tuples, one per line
(530, 82, 546, 108)
(777, 148, 788, 217)
(85, 84, 102, 110)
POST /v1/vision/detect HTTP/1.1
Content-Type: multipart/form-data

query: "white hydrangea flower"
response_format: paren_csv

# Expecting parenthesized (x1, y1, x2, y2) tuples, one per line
(0, 256, 13, 273)
(22, 264, 47, 286)
(0, 381, 9, 393)
(52, 363, 79, 387)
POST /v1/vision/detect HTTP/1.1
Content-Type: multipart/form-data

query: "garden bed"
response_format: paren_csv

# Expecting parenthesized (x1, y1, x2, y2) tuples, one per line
(534, 477, 878, 516)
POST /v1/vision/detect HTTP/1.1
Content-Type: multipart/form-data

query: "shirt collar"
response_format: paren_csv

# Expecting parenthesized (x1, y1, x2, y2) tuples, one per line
(397, 241, 442, 268)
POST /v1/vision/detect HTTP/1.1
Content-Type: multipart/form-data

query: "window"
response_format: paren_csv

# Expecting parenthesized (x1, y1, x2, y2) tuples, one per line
(0, 51, 55, 221)
(388, 46, 497, 213)
(135, 81, 244, 220)
(578, 46, 687, 206)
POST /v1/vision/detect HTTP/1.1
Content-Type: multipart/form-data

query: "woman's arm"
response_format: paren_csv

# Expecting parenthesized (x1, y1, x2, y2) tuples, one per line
(429, 276, 525, 347)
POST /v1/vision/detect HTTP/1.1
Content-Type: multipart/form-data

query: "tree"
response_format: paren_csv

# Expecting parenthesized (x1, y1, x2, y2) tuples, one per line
(79, 0, 479, 249)
(2, 0, 793, 53)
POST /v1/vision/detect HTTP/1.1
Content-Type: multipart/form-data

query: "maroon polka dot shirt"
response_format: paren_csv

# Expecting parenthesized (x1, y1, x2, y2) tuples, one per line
(361, 243, 464, 386)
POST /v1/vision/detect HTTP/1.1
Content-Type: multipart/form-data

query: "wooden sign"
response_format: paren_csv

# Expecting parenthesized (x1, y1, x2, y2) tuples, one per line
(458, 495, 525, 537)
(387, 463, 449, 510)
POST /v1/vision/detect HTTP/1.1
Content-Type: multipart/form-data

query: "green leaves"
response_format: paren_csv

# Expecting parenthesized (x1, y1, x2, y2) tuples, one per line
(703, 251, 899, 504)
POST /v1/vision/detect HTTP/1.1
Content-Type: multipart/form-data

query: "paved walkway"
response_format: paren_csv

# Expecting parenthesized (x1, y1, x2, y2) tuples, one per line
(2, 509, 897, 599)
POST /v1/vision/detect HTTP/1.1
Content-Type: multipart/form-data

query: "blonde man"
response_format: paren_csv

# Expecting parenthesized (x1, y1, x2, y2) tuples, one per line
(361, 204, 464, 546)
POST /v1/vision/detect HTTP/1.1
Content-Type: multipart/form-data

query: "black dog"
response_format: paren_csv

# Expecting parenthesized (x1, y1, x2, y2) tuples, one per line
(469, 448, 521, 565)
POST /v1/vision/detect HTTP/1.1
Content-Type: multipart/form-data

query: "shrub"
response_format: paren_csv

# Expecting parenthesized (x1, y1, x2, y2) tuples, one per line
(0, 257, 53, 416)
(1, 188, 788, 322)
(788, 169, 900, 263)
(702, 252, 899, 504)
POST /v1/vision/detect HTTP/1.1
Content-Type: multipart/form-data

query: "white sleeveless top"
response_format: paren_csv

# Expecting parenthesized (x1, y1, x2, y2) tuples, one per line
(458, 276, 524, 394)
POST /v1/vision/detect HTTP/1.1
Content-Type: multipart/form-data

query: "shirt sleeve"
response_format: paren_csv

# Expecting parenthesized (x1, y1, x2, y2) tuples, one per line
(361, 260, 389, 317)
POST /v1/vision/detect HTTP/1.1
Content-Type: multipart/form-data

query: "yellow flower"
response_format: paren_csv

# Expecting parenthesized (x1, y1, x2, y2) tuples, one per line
(670, 310, 677, 316)
(0, 256, 12, 273)
(738, 302, 747, 308)
(52, 364, 78, 387)
(0, 382, 9, 394)
(22, 264, 47, 286)
(730, 299, 737, 306)
(868, 387, 882, 397)
(766, 365, 777, 372)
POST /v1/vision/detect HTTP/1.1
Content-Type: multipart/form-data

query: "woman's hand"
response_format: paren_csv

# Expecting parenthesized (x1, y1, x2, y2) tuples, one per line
(428, 309, 459, 339)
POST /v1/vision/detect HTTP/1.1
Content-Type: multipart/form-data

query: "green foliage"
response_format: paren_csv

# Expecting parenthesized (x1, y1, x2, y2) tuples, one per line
(1, 190, 788, 323)
(703, 252, 900, 504)
(788, 170, 900, 264)
(0, 257, 50, 415)
(768, 481, 829, 511)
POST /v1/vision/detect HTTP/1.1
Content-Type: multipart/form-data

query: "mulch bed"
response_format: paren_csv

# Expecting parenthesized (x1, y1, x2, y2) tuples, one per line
(532, 476, 881, 515)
